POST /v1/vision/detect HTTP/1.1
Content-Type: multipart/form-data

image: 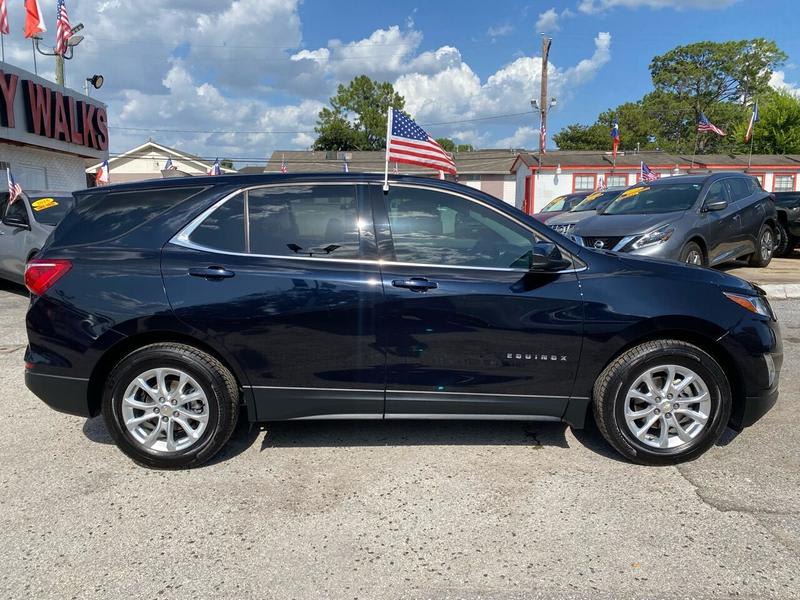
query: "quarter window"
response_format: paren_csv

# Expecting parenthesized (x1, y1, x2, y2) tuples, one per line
(774, 175, 795, 192)
(725, 177, 751, 201)
(189, 193, 246, 253)
(386, 187, 543, 269)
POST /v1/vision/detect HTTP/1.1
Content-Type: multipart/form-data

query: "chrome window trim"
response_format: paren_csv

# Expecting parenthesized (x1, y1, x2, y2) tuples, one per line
(170, 180, 586, 275)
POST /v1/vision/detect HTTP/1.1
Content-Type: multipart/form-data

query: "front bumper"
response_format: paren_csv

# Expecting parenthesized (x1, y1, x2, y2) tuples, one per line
(25, 370, 93, 417)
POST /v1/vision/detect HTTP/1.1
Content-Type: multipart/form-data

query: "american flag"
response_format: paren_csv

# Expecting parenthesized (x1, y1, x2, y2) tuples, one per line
(207, 158, 221, 176)
(280, 155, 287, 173)
(342, 157, 349, 173)
(7, 169, 22, 204)
(54, 0, 72, 56)
(595, 176, 607, 191)
(539, 125, 547, 154)
(641, 161, 658, 182)
(387, 109, 456, 175)
(697, 113, 726, 136)
(163, 157, 177, 170)
(0, 0, 10, 35)
(611, 118, 620, 160)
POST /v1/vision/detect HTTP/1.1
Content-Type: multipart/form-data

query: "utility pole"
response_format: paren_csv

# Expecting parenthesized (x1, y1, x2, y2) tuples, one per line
(539, 36, 552, 155)
(55, 55, 65, 86)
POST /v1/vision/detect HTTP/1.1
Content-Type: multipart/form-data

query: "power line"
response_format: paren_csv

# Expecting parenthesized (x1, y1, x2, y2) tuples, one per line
(107, 110, 534, 136)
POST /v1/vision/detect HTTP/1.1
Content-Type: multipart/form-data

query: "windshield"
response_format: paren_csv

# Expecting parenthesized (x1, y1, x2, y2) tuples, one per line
(540, 195, 570, 212)
(602, 183, 702, 215)
(28, 195, 75, 226)
(572, 190, 621, 212)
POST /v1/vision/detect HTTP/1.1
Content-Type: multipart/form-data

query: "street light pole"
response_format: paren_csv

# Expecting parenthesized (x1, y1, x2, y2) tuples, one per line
(33, 23, 84, 87)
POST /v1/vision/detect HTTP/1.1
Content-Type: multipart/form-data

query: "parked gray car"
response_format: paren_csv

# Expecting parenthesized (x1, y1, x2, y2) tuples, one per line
(572, 173, 777, 267)
(546, 186, 627, 237)
(0, 190, 74, 283)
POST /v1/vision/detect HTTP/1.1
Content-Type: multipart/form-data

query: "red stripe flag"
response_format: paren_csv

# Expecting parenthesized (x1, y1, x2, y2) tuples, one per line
(55, 0, 73, 56)
(0, 0, 10, 35)
(385, 108, 456, 184)
(24, 0, 46, 39)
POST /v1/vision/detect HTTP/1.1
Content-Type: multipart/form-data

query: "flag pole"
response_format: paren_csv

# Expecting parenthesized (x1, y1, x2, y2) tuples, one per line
(690, 131, 699, 169)
(1, 35, 5, 63)
(382, 107, 392, 192)
(747, 102, 756, 169)
(31, 39, 38, 75)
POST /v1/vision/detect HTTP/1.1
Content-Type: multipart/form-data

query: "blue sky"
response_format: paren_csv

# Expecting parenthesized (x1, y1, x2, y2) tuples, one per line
(2, 0, 798, 161)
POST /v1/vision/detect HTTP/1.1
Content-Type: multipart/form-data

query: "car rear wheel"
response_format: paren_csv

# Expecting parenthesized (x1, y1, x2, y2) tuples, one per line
(747, 224, 774, 267)
(679, 241, 705, 266)
(102, 343, 239, 469)
(593, 340, 731, 465)
(774, 220, 797, 257)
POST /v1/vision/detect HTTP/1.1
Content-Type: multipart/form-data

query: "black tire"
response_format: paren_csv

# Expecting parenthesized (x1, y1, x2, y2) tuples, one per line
(774, 220, 797, 257)
(593, 340, 732, 465)
(747, 224, 774, 267)
(679, 241, 705, 266)
(102, 343, 239, 469)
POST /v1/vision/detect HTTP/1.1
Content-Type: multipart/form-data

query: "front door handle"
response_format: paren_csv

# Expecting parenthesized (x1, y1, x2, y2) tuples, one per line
(189, 266, 235, 280)
(392, 277, 438, 292)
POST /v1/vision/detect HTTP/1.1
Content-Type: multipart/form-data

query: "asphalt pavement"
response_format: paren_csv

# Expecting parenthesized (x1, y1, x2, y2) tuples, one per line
(0, 280, 798, 600)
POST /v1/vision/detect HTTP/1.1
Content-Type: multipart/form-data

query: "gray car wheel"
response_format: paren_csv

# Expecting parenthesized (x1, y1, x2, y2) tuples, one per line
(679, 241, 705, 266)
(747, 224, 774, 268)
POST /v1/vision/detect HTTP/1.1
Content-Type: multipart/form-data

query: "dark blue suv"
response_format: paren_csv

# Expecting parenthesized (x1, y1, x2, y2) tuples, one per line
(24, 174, 782, 468)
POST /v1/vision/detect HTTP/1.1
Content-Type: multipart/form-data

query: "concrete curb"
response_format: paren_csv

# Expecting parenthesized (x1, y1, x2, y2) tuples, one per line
(760, 283, 800, 300)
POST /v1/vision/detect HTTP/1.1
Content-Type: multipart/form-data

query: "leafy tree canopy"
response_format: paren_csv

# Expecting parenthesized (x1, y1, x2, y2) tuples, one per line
(435, 138, 475, 153)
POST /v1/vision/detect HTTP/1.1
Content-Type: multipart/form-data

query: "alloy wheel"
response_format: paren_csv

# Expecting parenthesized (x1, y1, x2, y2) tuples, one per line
(120, 368, 209, 453)
(761, 229, 774, 262)
(623, 364, 711, 449)
(685, 250, 702, 265)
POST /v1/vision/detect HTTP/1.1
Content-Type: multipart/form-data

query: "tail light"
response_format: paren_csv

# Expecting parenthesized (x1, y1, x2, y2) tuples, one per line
(25, 259, 72, 296)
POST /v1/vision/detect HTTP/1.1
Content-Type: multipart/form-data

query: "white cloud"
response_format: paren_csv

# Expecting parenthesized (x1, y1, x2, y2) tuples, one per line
(486, 23, 514, 40)
(769, 70, 800, 96)
(495, 126, 538, 149)
(578, 0, 739, 13)
(536, 9, 561, 32)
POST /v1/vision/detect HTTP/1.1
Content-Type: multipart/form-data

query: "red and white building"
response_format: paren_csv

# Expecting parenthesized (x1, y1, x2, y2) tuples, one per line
(511, 151, 800, 214)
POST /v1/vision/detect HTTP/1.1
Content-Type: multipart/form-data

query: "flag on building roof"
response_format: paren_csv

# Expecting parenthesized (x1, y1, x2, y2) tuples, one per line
(7, 168, 22, 204)
(207, 158, 221, 176)
(697, 113, 726, 136)
(745, 101, 759, 143)
(163, 157, 177, 170)
(280, 154, 287, 173)
(95, 159, 109, 185)
(641, 161, 658, 182)
(23, 0, 46, 38)
(386, 109, 456, 175)
(595, 176, 607, 191)
(611, 118, 620, 160)
(393, 162, 399, 174)
(0, 0, 10, 35)
(54, 0, 72, 55)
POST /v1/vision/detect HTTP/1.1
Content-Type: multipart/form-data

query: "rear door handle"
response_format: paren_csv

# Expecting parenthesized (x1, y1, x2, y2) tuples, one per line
(392, 277, 438, 292)
(189, 266, 235, 280)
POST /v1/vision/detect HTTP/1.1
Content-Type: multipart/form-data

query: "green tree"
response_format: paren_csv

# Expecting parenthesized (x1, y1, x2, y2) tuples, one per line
(435, 138, 474, 153)
(314, 75, 405, 151)
(731, 91, 800, 154)
(554, 101, 659, 151)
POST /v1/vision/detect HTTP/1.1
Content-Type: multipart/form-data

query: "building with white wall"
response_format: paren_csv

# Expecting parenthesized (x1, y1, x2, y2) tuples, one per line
(86, 140, 236, 184)
(511, 151, 800, 214)
(1, 61, 108, 192)
(261, 150, 521, 205)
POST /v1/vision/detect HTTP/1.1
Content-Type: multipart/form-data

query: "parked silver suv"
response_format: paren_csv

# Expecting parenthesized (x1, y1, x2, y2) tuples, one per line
(0, 191, 74, 283)
(572, 174, 777, 268)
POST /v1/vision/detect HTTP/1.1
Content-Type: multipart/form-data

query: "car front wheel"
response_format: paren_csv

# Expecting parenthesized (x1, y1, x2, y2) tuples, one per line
(102, 343, 239, 469)
(679, 241, 705, 266)
(593, 340, 731, 465)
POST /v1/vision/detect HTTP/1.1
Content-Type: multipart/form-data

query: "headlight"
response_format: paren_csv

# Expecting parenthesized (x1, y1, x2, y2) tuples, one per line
(630, 225, 675, 250)
(723, 292, 774, 318)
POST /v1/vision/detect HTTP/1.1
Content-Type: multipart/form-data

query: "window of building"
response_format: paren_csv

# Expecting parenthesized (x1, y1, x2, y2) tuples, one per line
(385, 186, 544, 269)
(774, 175, 795, 192)
(573, 174, 596, 191)
(606, 175, 628, 188)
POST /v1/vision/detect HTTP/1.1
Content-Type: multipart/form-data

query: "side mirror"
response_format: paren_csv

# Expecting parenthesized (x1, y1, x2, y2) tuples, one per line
(704, 199, 728, 212)
(529, 242, 572, 272)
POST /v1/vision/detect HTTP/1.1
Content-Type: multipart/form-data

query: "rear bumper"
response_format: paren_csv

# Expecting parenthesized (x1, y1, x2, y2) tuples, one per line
(25, 371, 93, 417)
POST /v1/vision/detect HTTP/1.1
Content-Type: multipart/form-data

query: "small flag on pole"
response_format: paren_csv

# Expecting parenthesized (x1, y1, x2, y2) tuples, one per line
(207, 158, 221, 176)
(611, 118, 620, 160)
(697, 113, 726, 136)
(280, 154, 287, 173)
(163, 157, 177, 170)
(7, 168, 22, 204)
(0, 0, 10, 35)
(539, 124, 547, 154)
(641, 161, 658, 182)
(393, 162, 399, 175)
(54, 0, 72, 55)
(95, 159, 109, 185)
(384, 108, 455, 190)
(23, 0, 46, 38)
(342, 156, 349, 173)
(595, 176, 607, 191)
(745, 101, 759, 143)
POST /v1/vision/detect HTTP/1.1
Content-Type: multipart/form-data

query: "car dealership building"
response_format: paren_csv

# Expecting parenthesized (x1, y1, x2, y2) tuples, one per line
(1, 61, 108, 192)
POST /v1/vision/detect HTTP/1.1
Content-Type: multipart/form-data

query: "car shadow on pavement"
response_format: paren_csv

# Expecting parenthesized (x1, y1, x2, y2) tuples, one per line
(0, 279, 29, 297)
